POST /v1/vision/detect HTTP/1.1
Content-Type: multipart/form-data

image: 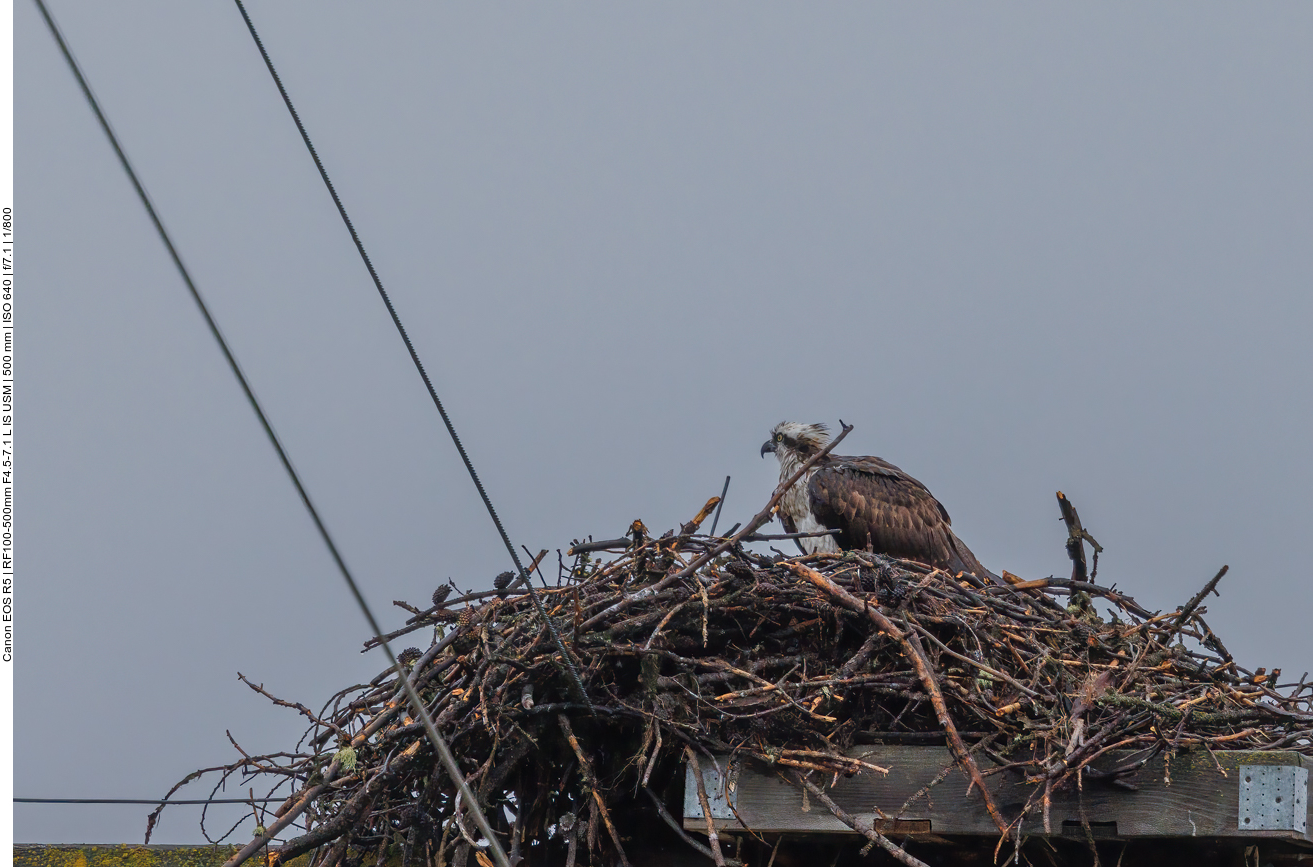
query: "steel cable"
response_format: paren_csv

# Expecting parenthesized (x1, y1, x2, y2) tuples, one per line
(17, 798, 286, 805)
(229, 0, 593, 713)
(31, 3, 510, 865)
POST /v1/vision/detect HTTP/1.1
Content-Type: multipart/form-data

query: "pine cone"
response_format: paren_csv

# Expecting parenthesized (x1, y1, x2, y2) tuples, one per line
(493, 571, 516, 593)
(889, 582, 909, 606)
(398, 647, 422, 667)
(724, 561, 755, 580)
(432, 585, 453, 607)
(458, 607, 476, 628)
(858, 567, 876, 593)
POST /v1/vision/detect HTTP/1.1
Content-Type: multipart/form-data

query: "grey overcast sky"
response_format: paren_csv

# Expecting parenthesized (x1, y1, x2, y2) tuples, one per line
(17, 0, 1313, 844)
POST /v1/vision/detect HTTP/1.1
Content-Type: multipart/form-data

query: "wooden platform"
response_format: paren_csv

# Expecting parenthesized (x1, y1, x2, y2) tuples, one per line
(684, 745, 1313, 843)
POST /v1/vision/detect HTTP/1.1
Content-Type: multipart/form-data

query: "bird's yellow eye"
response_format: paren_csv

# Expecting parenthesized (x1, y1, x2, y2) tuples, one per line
(775, 434, 784, 442)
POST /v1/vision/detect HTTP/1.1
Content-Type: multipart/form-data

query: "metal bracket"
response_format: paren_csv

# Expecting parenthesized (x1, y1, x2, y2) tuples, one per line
(684, 759, 738, 820)
(1238, 764, 1308, 833)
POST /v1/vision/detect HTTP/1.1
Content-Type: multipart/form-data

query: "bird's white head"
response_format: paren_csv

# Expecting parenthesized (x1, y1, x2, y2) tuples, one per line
(760, 421, 830, 474)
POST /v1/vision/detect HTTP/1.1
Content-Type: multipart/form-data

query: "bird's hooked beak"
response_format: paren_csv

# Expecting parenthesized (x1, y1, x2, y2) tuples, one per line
(760, 440, 776, 458)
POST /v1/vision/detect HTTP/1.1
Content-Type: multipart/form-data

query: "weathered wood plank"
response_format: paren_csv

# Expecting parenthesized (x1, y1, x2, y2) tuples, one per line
(684, 746, 1313, 841)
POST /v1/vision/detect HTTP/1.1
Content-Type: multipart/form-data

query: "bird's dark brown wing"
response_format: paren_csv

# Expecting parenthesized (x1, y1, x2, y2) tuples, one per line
(826, 455, 952, 523)
(776, 510, 807, 555)
(807, 456, 991, 577)
(778, 511, 799, 535)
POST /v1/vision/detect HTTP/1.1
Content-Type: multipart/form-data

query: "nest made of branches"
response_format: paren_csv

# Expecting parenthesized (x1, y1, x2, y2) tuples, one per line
(158, 524, 1313, 867)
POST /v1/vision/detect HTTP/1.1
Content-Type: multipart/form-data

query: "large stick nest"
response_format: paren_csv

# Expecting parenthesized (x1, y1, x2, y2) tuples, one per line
(157, 524, 1313, 867)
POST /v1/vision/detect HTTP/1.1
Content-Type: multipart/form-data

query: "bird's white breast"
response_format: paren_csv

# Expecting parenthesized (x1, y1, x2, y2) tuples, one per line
(777, 458, 840, 554)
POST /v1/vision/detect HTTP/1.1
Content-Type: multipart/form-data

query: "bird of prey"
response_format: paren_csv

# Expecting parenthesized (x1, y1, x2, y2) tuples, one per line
(761, 421, 997, 580)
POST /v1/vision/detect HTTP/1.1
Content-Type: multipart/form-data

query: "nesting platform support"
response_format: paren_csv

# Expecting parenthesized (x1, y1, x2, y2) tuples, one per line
(684, 746, 1313, 843)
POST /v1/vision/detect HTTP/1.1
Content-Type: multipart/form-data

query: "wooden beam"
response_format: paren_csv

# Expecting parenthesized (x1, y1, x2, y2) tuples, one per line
(684, 745, 1313, 842)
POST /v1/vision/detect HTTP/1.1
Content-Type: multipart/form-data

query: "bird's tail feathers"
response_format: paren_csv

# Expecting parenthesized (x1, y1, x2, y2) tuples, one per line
(945, 536, 1006, 586)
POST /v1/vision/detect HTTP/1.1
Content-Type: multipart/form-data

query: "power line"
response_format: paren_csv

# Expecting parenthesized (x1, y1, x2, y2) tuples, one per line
(30, 4, 510, 866)
(229, 0, 592, 711)
(17, 798, 286, 806)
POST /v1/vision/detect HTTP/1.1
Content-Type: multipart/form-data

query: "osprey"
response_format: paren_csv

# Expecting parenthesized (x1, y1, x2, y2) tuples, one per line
(761, 421, 997, 580)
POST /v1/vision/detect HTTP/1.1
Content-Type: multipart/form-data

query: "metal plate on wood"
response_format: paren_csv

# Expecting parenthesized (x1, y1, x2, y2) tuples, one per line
(1238, 765, 1308, 833)
(683, 747, 1313, 841)
(684, 760, 738, 820)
